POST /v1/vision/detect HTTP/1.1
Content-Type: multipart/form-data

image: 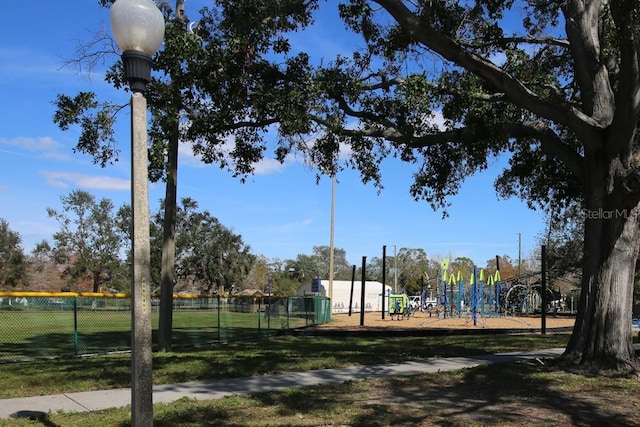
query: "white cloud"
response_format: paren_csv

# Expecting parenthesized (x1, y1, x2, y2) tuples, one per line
(275, 217, 314, 233)
(253, 157, 288, 174)
(177, 141, 203, 167)
(41, 171, 129, 190)
(0, 136, 70, 161)
(1, 136, 57, 151)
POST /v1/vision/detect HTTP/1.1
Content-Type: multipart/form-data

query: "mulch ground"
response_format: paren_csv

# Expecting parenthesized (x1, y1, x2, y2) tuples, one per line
(307, 312, 575, 334)
(314, 310, 575, 331)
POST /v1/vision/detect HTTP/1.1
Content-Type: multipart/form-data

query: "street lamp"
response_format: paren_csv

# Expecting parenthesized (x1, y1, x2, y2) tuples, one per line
(110, 0, 164, 425)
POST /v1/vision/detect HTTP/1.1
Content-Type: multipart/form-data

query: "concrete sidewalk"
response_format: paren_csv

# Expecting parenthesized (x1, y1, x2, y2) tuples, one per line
(0, 348, 567, 420)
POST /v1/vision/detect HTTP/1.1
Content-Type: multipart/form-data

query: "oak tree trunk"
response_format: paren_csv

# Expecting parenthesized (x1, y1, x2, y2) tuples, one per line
(157, 118, 180, 353)
(561, 152, 640, 373)
(92, 271, 101, 294)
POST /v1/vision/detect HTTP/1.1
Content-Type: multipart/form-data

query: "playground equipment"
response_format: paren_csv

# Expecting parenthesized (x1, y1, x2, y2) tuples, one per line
(388, 293, 411, 320)
(505, 281, 560, 314)
(431, 264, 510, 325)
(384, 258, 563, 324)
(431, 262, 565, 322)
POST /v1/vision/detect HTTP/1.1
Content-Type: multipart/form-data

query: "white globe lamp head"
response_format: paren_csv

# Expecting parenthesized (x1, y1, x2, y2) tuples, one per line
(110, 0, 165, 92)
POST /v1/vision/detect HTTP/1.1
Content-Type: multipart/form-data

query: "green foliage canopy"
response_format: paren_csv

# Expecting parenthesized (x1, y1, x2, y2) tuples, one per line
(47, 190, 126, 292)
(0, 219, 28, 288)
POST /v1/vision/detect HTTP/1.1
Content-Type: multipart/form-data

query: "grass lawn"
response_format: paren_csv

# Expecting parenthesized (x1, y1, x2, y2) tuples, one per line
(0, 308, 310, 361)
(1, 333, 639, 426)
(0, 334, 570, 398)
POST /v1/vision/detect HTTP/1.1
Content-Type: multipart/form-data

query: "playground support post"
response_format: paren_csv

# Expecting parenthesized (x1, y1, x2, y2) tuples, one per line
(382, 246, 386, 320)
(472, 267, 478, 326)
(541, 245, 547, 334)
(450, 280, 454, 316)
(348, 265, 355, 316)
(442, 276, 447, 318)
(495, 255, 500, 316)
(360, 256, 366, 326)
(457, 279, 463, 318)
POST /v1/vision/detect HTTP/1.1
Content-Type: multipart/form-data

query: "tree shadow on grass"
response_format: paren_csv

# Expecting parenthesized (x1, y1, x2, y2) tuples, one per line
(150, 334, 527, 384)
(0, 325, 279, 362)
(239, 360, 640, 426)
(0, 331, 132, 361)
(12, 411, 61, 427)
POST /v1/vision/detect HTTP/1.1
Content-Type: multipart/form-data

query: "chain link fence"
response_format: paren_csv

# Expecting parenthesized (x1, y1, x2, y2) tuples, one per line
(0, 292, 331, 363)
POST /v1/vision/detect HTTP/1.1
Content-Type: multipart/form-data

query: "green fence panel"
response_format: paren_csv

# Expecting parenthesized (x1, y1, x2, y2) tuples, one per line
(0, 297, 76, 360)
(76, 297, 132, 355)
(0, 293, 330, 362)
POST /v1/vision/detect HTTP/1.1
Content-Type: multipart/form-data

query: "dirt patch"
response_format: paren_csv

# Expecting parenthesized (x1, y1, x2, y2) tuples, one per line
(317, 311, 575, 331)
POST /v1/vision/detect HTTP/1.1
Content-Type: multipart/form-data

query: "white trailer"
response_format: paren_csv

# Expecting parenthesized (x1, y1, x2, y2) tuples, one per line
(297, 280, 393, 314)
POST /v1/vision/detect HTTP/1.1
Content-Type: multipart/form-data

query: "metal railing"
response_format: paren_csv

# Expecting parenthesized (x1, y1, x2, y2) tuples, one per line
(0, 292, 331, 363)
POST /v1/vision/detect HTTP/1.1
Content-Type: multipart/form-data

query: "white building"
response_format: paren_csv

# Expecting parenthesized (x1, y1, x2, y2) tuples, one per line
(297, 280, 392, 314)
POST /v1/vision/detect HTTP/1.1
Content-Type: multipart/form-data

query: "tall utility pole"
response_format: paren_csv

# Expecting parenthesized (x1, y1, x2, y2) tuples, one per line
(382, 245, 386, 320)
(393, 244, 397, 292)
(328, 175, 335, 300)
(518, 232, 522, 276)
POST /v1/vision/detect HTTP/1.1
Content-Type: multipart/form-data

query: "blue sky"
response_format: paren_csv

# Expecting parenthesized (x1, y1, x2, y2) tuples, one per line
(0, 0, 544, 268)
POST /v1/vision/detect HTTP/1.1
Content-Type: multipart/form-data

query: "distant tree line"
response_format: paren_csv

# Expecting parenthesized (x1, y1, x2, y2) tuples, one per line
(0, 190, 254, 294)
(1, 188, 586, 298)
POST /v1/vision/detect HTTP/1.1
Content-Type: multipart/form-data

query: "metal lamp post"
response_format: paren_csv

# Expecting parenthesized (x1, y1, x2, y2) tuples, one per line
(110, 0, 164, 425)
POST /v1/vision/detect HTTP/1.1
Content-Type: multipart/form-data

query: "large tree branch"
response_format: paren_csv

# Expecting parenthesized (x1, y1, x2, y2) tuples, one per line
(505, 122, 584, 180)
(608, 1, 640, 156)
(220, 118, 279, 131)
(562, 0, 614, 125)
(309, 114, 409, 142)
(371, 0, 604, 144)
(460, 36, 570, 50)
(357, 74, 508, 102)
(333, 96, 399, 130)
(311, 112, 584, 180)
(363, 76, 405, 91)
